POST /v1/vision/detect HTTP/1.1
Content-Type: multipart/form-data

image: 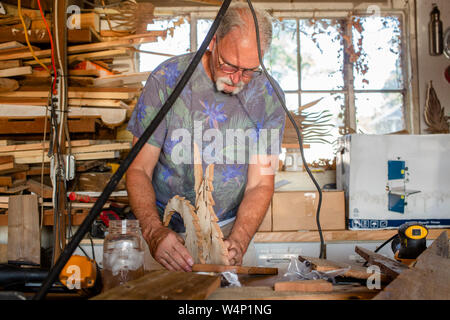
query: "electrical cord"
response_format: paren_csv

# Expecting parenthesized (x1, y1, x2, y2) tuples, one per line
(17, 0, 50, 73)
(36, 0, 57, 95)
(246, 0, 325, 258)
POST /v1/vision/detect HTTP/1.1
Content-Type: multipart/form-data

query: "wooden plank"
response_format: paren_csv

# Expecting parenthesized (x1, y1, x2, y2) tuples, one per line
(0, 60, 21, 70)
(254, 229, 450, 243)
(192, 264, 278, 275)
(0, 41, 25, 50)
(0, 142, 130, 158)
(0, 28, 92, 44)
(0, 66, 32, 77)
(207, 285, 379, 300)
(355, 246, 409, 279)
(24, 49, 131, 66)
(0, 163, 29, 175)
(7, 194, 40, 265)
(93, 72, 151, 87)
(15, 151, 119, 164)
(92, 270, 221, 300)
(298, 256, 390, 282)
(0, 87, 138, 100)
(0, 78, 19, 92)
(374, 232, 450, 300)
(0, 35, 157, 61)
(26, 179, 53, 198)
(0, 140, 92, 153)
(0, 176, 12, 187)
(274, 280, 333, 292)
(0, 117, 96, 134)
(0, 155, 13, 164)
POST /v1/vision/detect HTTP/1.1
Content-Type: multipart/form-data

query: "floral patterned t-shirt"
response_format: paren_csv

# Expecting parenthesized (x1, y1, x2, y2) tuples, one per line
(127, 53, 286, 232)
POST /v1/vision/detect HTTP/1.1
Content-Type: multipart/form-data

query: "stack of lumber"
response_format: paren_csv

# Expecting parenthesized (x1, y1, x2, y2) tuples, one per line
(0, 2, 166, 128)
(0, 139, 131, 227)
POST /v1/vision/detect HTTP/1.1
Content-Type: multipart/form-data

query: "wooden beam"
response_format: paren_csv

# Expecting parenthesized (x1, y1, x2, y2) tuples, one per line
(355, 246, 409, 279)
(0, 66, 32, 77)
(7, 194, 40, 265)
(0, 60, 22, 70)
(0, 78, 19, 92)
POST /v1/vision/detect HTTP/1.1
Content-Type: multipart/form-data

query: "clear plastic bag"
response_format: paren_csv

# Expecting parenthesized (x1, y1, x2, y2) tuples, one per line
(283, 257, 350, 284)
(221, 271, 241, 287)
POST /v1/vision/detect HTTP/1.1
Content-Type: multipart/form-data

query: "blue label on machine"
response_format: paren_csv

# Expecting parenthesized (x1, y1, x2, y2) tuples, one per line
(388, 160, 405, 180)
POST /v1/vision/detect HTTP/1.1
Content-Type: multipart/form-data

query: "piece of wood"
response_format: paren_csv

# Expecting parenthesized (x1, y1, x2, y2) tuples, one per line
(0, 244, 7, 263)
(0, 41, 25, 50)
(78, 172, 126, 192)
(0, 86, 139, 99)
(192, 264, 278, 275)
(355, 246, 409, 279)
(0, 140, 92, 153)
(0, 35, 157, 61)
(297, 256, 390, 282)
(0, 155, 13, 164)
(208, 284, 379, 300)
(24, 49, 131, 66)
(0, 66, 32, 77)
(0, 28, 92, 44)
(0, 163, 29, 175)
(15, 151, 120, 164)
(7, 194, 40, 265)
(374, 232, 450, 300)
(93, 72, 151, 87)
(0, 176, 12, 187)
(0, 60, 21, 70)
(0, 116, 96, 134)
(274, 279, 333, 292)
(0, 78, 19, 92)
(26, 179, 53, 198)
(253, 229, 450, 243)
(0, 105, 127, 127)
(92, 270, 221, 300)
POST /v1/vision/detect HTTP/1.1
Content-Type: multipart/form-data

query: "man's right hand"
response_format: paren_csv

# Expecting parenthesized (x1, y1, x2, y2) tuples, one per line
(147, 226, 194, 272)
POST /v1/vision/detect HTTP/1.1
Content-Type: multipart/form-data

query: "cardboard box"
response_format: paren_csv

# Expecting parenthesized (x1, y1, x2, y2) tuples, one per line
(336, 134, 450, 230)
(257, 203, 272, 232)
(272, 190, 345, 231)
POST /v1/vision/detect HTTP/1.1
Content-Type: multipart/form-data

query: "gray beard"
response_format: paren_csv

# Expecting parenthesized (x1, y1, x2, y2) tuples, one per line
(215, 76, 245, 95)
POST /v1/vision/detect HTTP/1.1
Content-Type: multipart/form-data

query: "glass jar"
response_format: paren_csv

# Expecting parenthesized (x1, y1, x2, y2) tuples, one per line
(102, 219, 145, 291)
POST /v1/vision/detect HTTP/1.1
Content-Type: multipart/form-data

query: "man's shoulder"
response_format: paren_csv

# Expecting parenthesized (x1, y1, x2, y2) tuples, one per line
(152, 53, 194, 78)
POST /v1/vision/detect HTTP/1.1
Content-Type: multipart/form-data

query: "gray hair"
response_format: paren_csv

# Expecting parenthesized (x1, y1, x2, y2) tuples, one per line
(216, 3, 273, 54)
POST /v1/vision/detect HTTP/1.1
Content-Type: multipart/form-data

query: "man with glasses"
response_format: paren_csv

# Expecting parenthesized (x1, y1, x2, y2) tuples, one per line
(127, 4, 285, 271)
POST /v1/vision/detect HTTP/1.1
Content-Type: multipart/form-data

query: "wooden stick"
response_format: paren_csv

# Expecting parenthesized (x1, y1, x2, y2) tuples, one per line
(355, 246, 409, 279)
(192, 264, 278, 275)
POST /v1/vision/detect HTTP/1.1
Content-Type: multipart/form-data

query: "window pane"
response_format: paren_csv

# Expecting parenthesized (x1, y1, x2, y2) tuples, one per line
(353, 16, 403, 90)
(299, 19, 344, 90)
(355, 92, 404, 134)
(300, 93, 345, 161)
(197, 19, 213, 49)
(264, 19, 298, 91)
(140, 18, 190, 72)
(285, 93, 299, 111)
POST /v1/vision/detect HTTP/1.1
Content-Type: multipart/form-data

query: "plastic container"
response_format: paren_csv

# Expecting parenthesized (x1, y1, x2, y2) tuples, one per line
(102, 219, 145, 291)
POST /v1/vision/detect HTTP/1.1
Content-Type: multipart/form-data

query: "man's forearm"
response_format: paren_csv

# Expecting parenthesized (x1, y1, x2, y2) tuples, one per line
(229, 184, 273, 254)
(126, 168, 162, 241)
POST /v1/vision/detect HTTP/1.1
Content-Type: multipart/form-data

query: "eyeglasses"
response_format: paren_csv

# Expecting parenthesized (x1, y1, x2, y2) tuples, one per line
(215, 40, 262, 78)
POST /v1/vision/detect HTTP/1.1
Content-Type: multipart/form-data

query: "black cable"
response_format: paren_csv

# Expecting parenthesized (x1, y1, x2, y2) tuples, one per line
(246, 0, 325, 258)
(33, 0, 232, 300)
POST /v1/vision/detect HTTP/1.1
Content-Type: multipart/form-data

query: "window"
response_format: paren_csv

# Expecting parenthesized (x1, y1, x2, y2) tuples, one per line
(140, 10, 407, 162)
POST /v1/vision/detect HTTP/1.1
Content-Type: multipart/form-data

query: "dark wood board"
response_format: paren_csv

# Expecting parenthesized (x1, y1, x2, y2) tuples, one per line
(92, 270, 221, 300)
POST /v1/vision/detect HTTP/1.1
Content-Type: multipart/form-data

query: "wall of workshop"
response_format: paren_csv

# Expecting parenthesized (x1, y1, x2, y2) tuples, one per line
(416, 0, 450, 133)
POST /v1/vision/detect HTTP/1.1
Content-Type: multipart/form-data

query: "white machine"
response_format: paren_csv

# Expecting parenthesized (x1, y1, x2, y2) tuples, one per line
(336, 134, 450, 230)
